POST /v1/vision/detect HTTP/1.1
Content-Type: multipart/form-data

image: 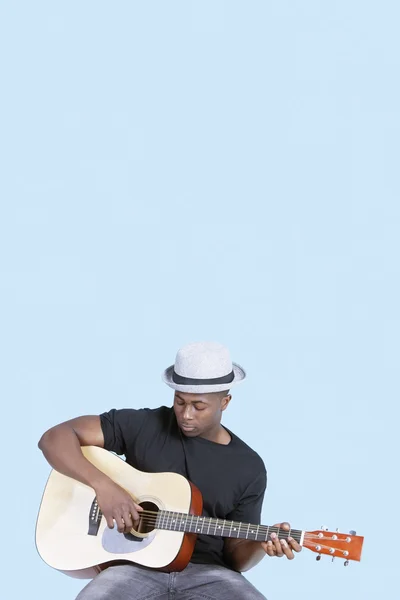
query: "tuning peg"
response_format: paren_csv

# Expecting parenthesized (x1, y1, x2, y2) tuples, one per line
(316, 554, 322, 561)
(349, 530, 356, 535)
(320, 525, 328, 531)
(344, 560, 349, 567)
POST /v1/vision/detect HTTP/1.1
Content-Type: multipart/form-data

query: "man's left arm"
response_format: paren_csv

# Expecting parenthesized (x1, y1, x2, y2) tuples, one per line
(224, 522, 302, 572)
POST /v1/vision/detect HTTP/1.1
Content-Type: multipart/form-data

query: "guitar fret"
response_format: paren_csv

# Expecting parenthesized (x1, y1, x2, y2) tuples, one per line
(228, 520, 233, 537)
(246, 522, 250, 539)
(156, 511, 162, 529)
(214, 518, 220, 535)
(180, 514, 187, 532)
(170, 511, 177, 531)
(195, 516, 202, 533)
(265, 525, 270, 541)
(177, 512, 182, 531)
(206, 518, 211, 535)
(200, 517, 205, 533)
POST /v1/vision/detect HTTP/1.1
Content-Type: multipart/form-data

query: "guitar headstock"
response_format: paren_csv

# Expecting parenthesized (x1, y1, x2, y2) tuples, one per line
(303, 527, 364, 564)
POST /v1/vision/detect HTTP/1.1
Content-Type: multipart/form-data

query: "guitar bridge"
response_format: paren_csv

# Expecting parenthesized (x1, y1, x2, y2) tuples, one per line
(88, 496, 102, 536)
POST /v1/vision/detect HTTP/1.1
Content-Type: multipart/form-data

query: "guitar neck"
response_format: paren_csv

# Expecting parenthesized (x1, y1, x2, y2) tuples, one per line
(156, 511, 303, 544)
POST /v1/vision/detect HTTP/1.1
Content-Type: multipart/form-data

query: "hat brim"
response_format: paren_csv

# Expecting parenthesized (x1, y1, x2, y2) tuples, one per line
(162, 362, 246, 394)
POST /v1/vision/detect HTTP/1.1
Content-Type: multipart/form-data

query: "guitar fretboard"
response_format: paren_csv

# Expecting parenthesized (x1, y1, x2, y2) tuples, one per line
(155, 511, 302, 543)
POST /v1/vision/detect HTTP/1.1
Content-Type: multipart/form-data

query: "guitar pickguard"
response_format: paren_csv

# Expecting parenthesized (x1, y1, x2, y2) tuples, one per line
(102, 527, 156, 554)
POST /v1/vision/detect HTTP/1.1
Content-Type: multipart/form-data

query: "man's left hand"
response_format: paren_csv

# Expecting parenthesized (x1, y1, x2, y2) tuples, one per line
(261, 522, 302, 560)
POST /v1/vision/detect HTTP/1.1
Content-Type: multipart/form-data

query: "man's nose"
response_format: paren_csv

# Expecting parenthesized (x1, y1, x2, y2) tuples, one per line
(183, 405, 194, 420)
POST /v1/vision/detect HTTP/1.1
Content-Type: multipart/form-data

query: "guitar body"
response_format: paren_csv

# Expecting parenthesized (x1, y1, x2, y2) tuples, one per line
(36, 446, 203, 578)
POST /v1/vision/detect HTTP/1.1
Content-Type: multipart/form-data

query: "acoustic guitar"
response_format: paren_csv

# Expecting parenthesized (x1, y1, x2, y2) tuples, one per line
(36, 446, 363, 578)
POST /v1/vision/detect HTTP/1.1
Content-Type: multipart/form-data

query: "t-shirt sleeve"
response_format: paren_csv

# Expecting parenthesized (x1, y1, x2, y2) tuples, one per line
(226, 467, 267, 525)
(100, 408, 149, 456)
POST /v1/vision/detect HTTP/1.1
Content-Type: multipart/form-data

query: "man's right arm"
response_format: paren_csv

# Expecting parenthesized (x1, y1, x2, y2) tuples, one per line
(38, 416, 142, 532)
(38, 415, 109, 489)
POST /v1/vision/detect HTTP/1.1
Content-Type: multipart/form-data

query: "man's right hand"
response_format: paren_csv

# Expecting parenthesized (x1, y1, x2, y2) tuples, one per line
(95, 479, 143, 534)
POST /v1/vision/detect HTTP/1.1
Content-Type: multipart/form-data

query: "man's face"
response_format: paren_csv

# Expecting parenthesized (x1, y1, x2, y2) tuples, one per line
(173, 391, 230, 438)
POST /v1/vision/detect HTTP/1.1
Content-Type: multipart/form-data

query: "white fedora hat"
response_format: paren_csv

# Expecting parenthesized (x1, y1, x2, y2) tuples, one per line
(162, 341, 246, 393)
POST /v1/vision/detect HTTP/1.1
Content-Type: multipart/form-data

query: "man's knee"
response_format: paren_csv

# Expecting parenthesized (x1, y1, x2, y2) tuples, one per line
(75, 564, 167, 600)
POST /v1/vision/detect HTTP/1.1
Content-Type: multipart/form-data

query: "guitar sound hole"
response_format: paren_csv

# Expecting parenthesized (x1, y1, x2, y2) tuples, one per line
(137, 501, 159, 534)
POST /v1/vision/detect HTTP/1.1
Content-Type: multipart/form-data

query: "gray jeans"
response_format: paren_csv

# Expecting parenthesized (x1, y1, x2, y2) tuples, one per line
(75, 562, 266, 600)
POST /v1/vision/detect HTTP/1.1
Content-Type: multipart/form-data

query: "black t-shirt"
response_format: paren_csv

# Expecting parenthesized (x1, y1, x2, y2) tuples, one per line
(100, 406, 267, 569)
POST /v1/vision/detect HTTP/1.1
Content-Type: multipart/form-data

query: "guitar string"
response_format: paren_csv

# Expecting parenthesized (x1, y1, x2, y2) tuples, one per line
(107, 509, 349, 541)
(125, 518, 351, 554)
(134, 521, 345, 546)
(130, 512, 300, 532)
(119, 514, 303, 540)
(128, 508, 300, 530)
(131, 519, 350, 550)
(122, 522, 349, 555)
(130, 510, 351, 539)
(136, 516, 294, 531)
(102, 510, 351, 550)
(103, 513, 353, 551)
(124, 509, 302, 533)
(131, 522, 349, 550)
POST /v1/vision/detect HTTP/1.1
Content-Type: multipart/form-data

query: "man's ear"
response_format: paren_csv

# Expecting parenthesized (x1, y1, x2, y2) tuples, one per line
(221, 394, 232, 411)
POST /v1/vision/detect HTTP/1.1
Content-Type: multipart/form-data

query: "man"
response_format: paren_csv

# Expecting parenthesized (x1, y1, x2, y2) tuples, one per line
(39, 341, 301, 599)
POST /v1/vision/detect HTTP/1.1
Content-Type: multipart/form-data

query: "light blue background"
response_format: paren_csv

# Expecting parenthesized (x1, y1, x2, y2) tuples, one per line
(1, 2, 398, 599)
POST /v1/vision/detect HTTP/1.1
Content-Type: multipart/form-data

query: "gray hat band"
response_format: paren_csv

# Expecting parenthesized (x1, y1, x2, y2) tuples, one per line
(172, 369, 235, 386)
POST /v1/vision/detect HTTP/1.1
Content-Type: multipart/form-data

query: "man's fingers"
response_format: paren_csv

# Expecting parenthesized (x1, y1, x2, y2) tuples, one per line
(263, 524, 299, 560)
(288, 537, 302, 553)
(130, 506, 140, 521)
(130, 502, 144, 518)
(102, 502, 143, 533)
(263, 537, 296, 560)
(270, 533, 284, 557)
(105, 513, 114, 529)
(121, 509, 134, 532)
(262, 541, 276, 556)
(273, 522, 291, 533)
(280, 538, 294, 559)
(128, 503, 143, 531)
(118, 499, 143, 532)
(114, 514, 126, 533)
